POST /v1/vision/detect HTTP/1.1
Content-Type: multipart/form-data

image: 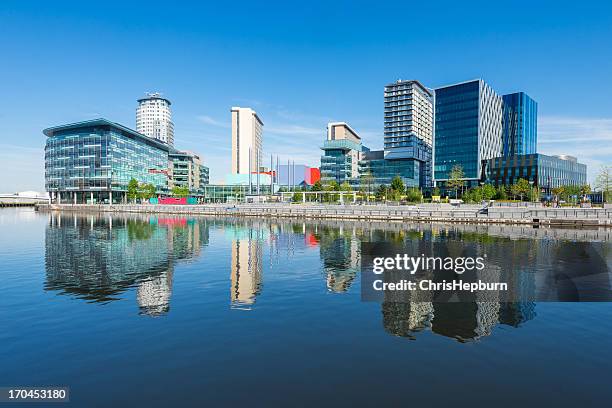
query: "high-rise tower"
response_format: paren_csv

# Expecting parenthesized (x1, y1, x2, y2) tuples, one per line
(434, 79, 503, 187)
(136, 92, 174, 146)
(231, 107, 264, 175)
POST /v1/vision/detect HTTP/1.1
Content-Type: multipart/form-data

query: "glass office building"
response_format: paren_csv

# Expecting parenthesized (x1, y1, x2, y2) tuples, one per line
(502, 92, 537, 156)
(485, 154, 587, 192)
(434, 79, 503, 188)
(320, 139, 369, 184)
(44, 119, 171, 204)
(168, 151, 210, 195)
(358, 150, 421, 188)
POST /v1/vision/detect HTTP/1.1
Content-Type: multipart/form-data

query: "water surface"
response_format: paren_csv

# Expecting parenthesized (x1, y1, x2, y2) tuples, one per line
(1, 208, 611, 407)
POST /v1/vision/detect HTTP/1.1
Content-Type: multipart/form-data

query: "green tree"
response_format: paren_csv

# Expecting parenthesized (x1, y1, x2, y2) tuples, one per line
(551, 186, 564, 205)
(324, 180, 339, 202)
(495, 185, 508, 200)
(390, 175, 405, 201)
(127, 178, 139, 203)
(139, 183, 156, 201)
(405, 187, 423, 203)
(359, 172, 374, 202)
(481, 184, 496, 201)
(511, 178, 531, 201)
(171, 185, 190, 197)
(340, 181, 352, 191)
(375, 184, 388, 202)
(595, 165, 611, 203)
(447, 165, 465, 199)
(580, 184, 591, 203)
(432, 186, 441, 197)
(563, 184, 581, 205)
(311, 180, 323, 202)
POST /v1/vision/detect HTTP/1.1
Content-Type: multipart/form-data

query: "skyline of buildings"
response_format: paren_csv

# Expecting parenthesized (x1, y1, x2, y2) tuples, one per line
(42, 75, 588, 203)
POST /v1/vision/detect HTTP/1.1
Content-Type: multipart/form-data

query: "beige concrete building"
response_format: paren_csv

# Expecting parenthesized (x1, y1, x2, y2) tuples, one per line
(231, 107, 264, 174)
(326, 121, 362, 144)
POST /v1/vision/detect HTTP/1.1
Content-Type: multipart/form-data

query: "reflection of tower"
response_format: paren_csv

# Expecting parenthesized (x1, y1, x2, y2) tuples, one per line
(230, 232, 263, 309)
(320, 232, 360, 293)
(137, 266, 174, 316)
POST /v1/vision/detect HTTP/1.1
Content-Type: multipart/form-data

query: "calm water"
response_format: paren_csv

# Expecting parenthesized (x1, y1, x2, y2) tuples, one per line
(1, 207, 612, 407)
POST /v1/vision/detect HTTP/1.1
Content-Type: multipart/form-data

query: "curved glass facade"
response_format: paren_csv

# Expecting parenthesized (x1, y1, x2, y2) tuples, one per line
(45, 119, 170, 203)
(502, 92, 537, 156)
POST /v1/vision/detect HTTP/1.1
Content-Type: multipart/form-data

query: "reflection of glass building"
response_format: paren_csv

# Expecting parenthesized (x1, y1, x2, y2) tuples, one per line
(502, 92, 538, 157)
(319, 233, 360, 293)
(434, 79, 503, 188)
(485, 153, 587, 189)
(230, 230, 264, 309)
(44, 213, 208, 316)
(44, 119, 170, 204)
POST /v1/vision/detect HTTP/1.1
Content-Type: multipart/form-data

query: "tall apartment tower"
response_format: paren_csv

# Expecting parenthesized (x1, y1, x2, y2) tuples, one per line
(382, 79, 434, 187)
(136, 93, 174, 146)
(502, 92, 538, 157)
(384, 80, 434, 155)
(231, 107, 264, 175)
(434, 79, 503, 187)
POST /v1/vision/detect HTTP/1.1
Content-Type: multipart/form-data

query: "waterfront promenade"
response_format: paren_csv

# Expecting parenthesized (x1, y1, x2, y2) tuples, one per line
(36, 202, 612, 227)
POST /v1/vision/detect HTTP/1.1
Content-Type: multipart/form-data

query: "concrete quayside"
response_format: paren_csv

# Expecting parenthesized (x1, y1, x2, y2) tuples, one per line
(35, 203, 612, 227)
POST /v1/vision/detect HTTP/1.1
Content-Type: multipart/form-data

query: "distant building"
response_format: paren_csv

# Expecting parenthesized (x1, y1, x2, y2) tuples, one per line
(320, 122, 369, 184)
(136, 93, 174, 146)
(231, 107, 263, 175)
(434, 79, 503, 188)
(485, 153, 587, 193)
(502, 92, 537, 156)
(168, 151, 209, 195)
(277, 164, 320, 187)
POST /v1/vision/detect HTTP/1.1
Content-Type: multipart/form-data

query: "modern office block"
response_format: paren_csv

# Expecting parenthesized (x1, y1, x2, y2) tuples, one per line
(231, 107, 264, 175)
(136, 93, 174, 146)
(358, 150, 421, 188)
(434, 79, 503, 188)
(485, 153, 587, 192)
(502, 92, 538, 156)
(320, 122, 368, 184)
(168, 151, 209, 195)
(44, 119, 171, 204)
(44, 118, 210, 204)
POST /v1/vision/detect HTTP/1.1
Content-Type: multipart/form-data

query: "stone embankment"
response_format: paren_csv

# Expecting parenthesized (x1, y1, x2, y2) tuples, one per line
(36, 203, 612, 227)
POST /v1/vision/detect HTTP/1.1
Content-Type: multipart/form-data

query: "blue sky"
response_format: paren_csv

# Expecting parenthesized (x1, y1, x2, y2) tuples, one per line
(1, 0, 611, 191)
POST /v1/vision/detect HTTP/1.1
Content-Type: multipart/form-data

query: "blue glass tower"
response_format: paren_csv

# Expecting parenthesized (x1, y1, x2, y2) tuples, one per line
(434, 79, 503, 187)
(502, 92, 537, 156)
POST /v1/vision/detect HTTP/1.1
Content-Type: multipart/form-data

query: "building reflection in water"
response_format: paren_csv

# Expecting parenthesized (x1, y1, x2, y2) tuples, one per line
(43, 215, 608, 338)
(44, 213, 209, 317)
(375, 225, 540, 342)
(317, 225, 360, 293)
(227, 224, 264, 310)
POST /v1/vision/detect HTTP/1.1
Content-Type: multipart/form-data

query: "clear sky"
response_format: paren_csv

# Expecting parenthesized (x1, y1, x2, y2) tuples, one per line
(1, 0, 611, 191)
